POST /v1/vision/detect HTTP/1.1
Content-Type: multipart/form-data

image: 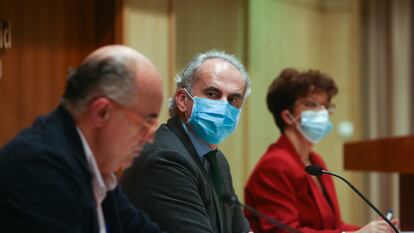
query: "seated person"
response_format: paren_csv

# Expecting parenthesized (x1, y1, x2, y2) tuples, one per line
(244, 68, 398, 233)
(121, 50, 251, 233)
(0, 45, 165, 233)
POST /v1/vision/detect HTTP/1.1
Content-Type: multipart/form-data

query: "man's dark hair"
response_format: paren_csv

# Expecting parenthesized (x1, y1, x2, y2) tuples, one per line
(61, 56, 136, 114)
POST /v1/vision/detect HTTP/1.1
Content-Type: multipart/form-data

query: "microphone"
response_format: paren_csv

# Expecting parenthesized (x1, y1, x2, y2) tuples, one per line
(304, 165, 323, 176)
(222, 193, 301, 233)
(304, 165, 399, 233)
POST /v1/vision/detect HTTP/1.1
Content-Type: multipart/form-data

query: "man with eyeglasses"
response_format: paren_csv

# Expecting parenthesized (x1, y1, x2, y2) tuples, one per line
(244, 68, 398, 233)
(0, 45, 165, 233)
(121, 50, 251, 233)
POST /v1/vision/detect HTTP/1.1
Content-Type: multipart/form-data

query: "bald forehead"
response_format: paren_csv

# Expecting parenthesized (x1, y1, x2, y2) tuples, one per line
(83, 45, 146, 65)
(82, 45, 161, 83)
(198, 58, 237, 72)
(195, 58, 243, 82)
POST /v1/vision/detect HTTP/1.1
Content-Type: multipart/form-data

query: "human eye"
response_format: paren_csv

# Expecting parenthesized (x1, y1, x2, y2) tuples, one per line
(206, 92, 216, 97)
(304, 100, 319, 108)
(205, 90, 220, 99)
(228, 95, 242, 107)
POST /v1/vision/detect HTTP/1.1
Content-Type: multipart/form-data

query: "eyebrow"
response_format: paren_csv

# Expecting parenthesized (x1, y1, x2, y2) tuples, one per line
(203, 86, 222, 94)
(304, 97, 328, 103)
(203, 86, 243, 98)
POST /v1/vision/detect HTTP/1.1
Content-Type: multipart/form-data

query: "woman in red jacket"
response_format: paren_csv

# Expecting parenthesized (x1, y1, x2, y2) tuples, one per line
(244, 68, 398, 233)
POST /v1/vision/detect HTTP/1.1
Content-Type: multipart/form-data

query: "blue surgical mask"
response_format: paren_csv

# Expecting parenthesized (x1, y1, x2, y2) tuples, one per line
(184, 89, 241, 144)
(295, 109, 333, 144)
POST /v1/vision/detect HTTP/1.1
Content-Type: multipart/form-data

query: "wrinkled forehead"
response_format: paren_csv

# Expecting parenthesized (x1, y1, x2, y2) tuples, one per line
(195, 59, 245, 86)
(196, 58, 239, 75)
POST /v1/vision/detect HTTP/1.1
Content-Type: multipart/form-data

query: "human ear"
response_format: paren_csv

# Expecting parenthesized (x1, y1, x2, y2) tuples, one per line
(281, 109, 295, 126)
(175, 89, 189, 113)
(89, 97, 112, 127)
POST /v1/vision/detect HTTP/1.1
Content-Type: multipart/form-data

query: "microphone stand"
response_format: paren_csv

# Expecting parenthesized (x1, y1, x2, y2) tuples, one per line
(322, 170, 399, 233)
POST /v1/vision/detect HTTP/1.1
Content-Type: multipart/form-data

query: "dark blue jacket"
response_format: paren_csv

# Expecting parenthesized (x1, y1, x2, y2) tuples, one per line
(0, 105, 163, 233)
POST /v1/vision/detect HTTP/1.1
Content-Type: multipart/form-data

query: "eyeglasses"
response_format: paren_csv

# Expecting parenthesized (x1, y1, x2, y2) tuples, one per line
(295, 99, 336, 114)
(110, 100, 159, 138)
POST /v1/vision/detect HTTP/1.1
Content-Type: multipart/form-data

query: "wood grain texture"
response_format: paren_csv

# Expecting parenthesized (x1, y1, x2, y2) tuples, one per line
(345, 136, 414, 230)
(400, 175, 414, 230)
(0, 0, 121, 145)
(344, 136, 414, 174)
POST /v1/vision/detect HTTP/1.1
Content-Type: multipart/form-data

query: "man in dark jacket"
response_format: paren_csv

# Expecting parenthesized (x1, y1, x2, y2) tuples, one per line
(121, 50, 251, 233)
(0, 45, 164, 233)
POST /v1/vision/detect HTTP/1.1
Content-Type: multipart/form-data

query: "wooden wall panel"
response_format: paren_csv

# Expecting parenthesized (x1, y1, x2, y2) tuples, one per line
(175, 0, 246, 70)
(123, 0, 172, 122)
(0, 0, 121, 145)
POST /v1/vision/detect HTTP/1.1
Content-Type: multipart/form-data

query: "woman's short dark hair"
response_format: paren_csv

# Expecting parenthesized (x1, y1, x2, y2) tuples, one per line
(266, 68, 338, 133)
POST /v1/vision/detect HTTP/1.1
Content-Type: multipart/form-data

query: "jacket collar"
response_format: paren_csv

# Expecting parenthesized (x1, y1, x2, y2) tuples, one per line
(167, 115, 204, 167)
(166, 115, 225, 233)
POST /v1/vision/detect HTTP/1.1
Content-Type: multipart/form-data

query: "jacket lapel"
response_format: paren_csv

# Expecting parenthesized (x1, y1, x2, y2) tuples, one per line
(167, 116, 225, 233)
(305, 170, 336, 228)
(167, 116, 203, 168)
(280, 135, 336, 229)
(318, 168, 341, 227)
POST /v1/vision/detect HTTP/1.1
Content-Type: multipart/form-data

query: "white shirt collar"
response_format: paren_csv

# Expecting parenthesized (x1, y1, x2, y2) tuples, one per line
(76, 127, 117, 204)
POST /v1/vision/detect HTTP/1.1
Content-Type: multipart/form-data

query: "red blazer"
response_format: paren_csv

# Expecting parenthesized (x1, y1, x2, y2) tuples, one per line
(245, 135, 359, 233)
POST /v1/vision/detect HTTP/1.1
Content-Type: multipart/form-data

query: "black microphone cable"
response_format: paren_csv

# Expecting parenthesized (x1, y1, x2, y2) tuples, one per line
(222, 193, 301, 233)
(305, 165, 399, 233)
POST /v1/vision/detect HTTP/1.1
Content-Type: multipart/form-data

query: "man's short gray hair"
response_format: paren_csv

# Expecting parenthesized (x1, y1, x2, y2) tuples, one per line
(61, 56, 136, 115)
(168, 50, 251, 116)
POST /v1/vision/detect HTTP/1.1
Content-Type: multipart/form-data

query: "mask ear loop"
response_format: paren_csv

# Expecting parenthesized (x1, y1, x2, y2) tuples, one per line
(184, 111, 190, 122)
(183, 88, 194, 122)
(287, 110, 298, 125)
(183, 88, 194, 100)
